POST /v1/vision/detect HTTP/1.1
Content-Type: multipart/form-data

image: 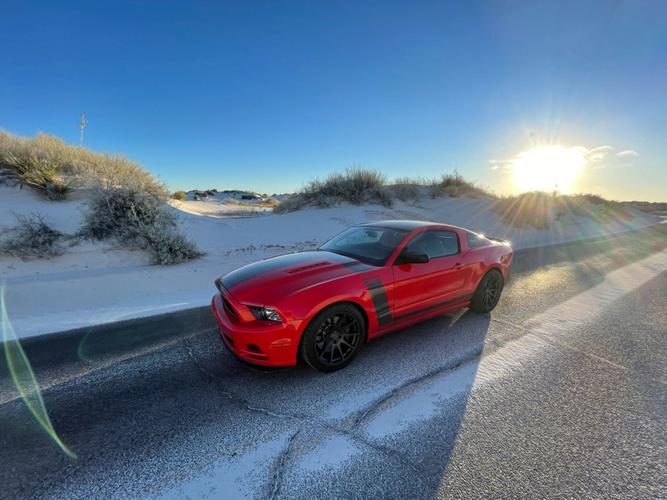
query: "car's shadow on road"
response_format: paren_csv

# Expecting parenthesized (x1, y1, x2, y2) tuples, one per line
(189, 308, 492, 495)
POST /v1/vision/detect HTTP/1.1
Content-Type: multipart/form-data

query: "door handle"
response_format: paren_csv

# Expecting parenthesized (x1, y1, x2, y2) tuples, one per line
(454, 262, 462, 269)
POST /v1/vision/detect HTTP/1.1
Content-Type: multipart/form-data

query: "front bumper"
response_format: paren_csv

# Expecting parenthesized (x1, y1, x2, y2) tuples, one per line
(211, 292, 301, 367)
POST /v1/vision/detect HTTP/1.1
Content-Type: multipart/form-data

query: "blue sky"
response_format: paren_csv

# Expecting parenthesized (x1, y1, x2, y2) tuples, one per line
(2, 1, 666, 200)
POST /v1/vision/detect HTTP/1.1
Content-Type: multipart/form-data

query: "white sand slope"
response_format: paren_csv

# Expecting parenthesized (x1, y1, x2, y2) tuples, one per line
(0, 185, 660, 339)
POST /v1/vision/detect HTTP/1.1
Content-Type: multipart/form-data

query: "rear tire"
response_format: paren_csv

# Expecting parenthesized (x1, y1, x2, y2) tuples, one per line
(300, 303, 365, 373)
(470, 269, 504, 314)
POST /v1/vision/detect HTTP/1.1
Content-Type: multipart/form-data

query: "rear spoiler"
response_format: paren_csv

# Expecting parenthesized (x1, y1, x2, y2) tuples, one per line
(486, 235, 511, 246)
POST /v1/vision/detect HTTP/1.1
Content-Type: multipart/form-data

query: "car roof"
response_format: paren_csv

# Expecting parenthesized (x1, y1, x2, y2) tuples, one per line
(358, 220, 459, 231)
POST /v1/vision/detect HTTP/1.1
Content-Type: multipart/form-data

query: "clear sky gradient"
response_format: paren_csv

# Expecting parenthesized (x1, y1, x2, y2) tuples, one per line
(2, 1, 666, 201)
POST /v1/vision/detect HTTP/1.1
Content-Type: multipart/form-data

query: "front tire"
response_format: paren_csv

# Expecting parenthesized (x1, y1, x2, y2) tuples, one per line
(300, 304, 364, 372)
(470, 269, 504, 314)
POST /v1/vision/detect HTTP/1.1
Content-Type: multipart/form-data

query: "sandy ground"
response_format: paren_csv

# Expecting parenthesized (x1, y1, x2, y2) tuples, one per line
(0, 185, 661, 338)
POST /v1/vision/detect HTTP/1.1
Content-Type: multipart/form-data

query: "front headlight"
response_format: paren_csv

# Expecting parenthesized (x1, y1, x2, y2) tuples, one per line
(248, 306, 282, 323)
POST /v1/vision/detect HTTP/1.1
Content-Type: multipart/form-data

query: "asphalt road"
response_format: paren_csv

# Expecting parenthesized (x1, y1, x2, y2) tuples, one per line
(1, 227, 666, 499)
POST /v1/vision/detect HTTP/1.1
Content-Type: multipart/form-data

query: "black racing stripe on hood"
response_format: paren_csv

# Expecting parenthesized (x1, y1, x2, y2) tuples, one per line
(221, 251, 364, 290)
(222, 260, 287, 290)
(341, 260, 368, 270)
(365, 277, 392, 326)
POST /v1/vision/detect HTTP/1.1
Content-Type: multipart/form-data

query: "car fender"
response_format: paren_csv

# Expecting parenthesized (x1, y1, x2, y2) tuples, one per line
(464, 248, 503, 290)
(283, 270, 391, 342)
(480, 247, 512, 283)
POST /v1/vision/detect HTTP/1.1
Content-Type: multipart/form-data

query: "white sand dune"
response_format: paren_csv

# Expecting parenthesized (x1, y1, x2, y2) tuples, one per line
(0, 185, 660, 339)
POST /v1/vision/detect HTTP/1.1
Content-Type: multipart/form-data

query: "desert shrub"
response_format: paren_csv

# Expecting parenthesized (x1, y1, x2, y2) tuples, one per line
(274, 168, 497, 213)
(173, 190, 187, 201)
(81, 188, 167, 240)
(0, 214, 65, 259)
(272, 195, 307, 214)
(130, 218, 204, 265)
(274, 168, 391, 213)
(389, 177, 422, 201)
(81, 188, 202, 265)
(568, 194, 632, 223)
(0, 130, 167, 199)
(493, 192, 553, 229)
(622, 200, 667, 215)
(429, 171, 490, 198)
(493, 191, 632, 229)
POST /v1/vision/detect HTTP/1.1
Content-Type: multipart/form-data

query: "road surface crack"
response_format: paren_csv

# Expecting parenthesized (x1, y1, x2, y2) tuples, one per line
(352, 345, 484, 426)
(268, 430, 301, 500)
(182, 338, 298, 419)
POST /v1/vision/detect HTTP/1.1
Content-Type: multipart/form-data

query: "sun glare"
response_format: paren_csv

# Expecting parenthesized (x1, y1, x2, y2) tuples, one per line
(511, 145, 586, 193)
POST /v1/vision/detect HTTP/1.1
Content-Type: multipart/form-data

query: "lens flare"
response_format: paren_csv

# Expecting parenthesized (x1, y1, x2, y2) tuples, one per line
(511, 145, 586, 193)
(1, 284, 76, 459)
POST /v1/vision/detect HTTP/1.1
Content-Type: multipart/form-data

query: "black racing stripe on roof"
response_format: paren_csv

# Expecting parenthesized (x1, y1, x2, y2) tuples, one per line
(358, 220, 437, 230)
(365, 277, 393, 326)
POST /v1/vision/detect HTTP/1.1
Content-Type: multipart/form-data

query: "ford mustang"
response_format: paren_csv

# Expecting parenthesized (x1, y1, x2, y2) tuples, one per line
(212, 220, 512, 372)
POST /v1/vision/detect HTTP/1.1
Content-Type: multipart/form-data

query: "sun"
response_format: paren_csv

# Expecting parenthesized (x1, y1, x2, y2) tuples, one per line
(511, 145, 586, 193)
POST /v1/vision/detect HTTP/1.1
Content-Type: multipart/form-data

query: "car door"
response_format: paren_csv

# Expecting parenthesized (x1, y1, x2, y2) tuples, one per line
(391, 229, 466, 320)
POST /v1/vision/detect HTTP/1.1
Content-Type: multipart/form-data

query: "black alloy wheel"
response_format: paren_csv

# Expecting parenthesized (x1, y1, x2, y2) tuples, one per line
(470, 269, 504, 314)
(483, 272, 502, 309)
(301, 304, 364, 372)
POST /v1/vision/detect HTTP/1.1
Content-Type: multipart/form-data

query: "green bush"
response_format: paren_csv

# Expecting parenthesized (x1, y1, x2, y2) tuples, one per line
(173, 191, 187, 201)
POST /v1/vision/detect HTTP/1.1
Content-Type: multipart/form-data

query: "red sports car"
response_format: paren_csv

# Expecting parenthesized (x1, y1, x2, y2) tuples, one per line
(212, 220, 512, 372)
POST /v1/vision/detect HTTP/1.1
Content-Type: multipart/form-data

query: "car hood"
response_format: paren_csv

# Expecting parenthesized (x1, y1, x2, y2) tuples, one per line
(219, 250, 372, 304)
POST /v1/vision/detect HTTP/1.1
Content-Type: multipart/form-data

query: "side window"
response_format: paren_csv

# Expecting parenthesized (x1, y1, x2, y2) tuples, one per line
(403, 230, 459, 259)
(466, 232, 490, 249)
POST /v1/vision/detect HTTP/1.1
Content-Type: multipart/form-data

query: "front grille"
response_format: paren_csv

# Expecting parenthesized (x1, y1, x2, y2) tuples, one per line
(222, 297, 239, 319)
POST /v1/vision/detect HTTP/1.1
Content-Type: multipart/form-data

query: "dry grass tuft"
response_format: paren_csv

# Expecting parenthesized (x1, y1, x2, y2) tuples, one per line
(275, 168, 392, 213)
(388, 177, 424, 201)
(0, 130, 166, 199)
(493, 191, 632, 229)
(274, 169, 493, 213)
(429, 171, 491, 198)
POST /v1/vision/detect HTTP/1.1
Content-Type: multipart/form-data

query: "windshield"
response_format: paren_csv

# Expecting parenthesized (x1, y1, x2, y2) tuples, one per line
(320, 226, 408, 266)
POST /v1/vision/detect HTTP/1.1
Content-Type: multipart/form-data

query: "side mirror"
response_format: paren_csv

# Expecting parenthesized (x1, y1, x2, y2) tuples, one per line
(397, 252, 430, 264)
